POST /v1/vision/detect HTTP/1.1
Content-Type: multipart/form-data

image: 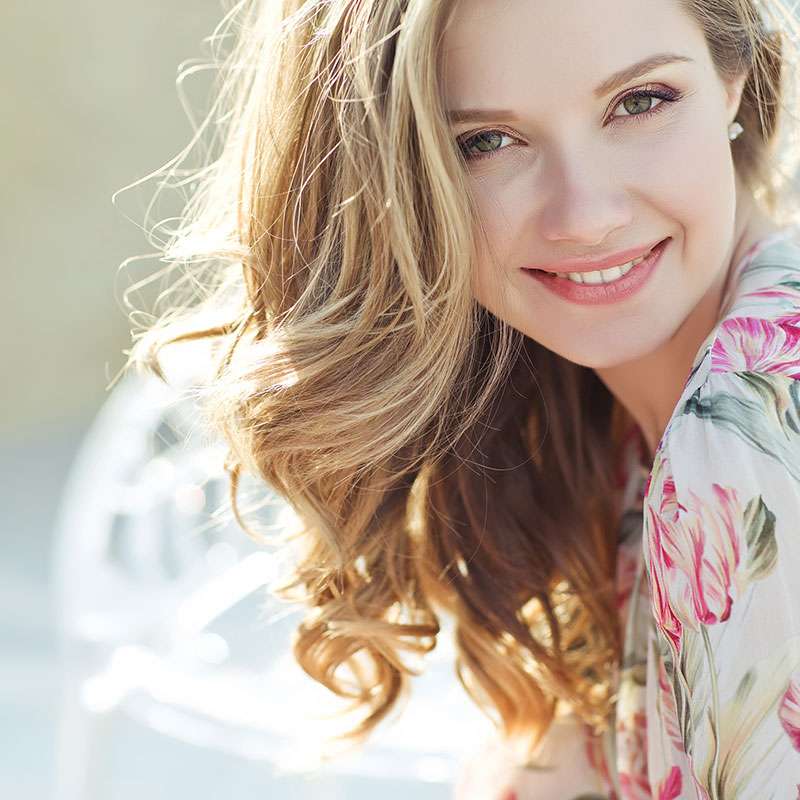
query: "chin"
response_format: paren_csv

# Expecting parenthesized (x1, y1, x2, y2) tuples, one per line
(559, 337, 662, 370)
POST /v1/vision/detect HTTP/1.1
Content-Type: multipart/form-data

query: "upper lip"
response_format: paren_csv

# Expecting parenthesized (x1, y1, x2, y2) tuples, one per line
(526, 238, 667, 273)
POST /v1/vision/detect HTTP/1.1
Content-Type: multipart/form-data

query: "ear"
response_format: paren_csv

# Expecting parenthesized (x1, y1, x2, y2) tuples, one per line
(724, 70, 749, 124)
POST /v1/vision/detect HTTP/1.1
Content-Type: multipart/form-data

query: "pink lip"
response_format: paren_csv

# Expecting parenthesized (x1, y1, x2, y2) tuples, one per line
(523, 236, 670, 306)
(526, 238, 666, 273)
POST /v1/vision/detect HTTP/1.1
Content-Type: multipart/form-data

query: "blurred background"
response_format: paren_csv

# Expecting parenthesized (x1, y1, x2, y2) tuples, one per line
(0, 1, 490, 797)
(2, 0, 219, 796)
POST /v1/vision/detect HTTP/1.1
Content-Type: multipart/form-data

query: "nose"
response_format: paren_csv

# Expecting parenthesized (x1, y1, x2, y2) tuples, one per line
(538, 148, 633, 246)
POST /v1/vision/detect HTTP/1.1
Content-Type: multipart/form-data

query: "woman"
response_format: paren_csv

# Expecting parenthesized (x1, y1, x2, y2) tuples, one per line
(127, 0, 800, 796)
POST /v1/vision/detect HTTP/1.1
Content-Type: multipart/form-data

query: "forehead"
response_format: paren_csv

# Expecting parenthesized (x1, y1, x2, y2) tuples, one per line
(441, 0, 707, 109)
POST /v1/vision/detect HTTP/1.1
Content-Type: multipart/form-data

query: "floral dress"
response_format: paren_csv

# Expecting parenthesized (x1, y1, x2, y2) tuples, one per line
(493, 228, 800, 800)
(601, 226, 800, 800)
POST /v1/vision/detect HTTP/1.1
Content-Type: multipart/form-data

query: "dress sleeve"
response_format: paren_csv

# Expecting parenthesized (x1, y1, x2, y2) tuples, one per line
(643, 367, 800, 799)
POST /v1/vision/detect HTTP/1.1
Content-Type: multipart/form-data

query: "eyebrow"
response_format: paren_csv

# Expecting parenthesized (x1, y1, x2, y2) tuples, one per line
(446, 52, 694, 125)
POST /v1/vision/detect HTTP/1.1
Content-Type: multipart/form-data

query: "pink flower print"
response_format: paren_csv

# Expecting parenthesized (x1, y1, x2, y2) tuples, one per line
(710, 315, 800, 377)
(583, 725, 618, 799)
(743, 283, 800, 309)
(645, 505, 684, 654)
(617, 710, 651, 800)
(655, 765, 682, 800)
(779, 673, 800, 751)
(658, 474, 677, 519)
(647, 480, 743, 630)
(616, 544, 640, 613)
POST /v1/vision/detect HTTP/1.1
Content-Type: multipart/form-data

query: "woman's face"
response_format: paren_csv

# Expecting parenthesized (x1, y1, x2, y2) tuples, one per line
(442, 0, 746, 368)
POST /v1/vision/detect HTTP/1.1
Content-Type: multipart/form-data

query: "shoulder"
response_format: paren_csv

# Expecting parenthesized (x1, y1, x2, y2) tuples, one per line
(663, 229, 800, 435)
(642, 341, 800, 638)
(641, 367, 800, 795)
(644, 228, 800, 559)
(639, 265, 800, 794)
(711, 230, 800, 373)
(647, 340, 800, 526)
(646, 368, 800, 514)
(636, 237, 800, 796)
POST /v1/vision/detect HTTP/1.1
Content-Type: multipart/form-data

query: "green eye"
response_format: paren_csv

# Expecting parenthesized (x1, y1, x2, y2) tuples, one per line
(610, 85, 682, 122)
(458, 130, 516, 161)
(620, 94, 657, 115)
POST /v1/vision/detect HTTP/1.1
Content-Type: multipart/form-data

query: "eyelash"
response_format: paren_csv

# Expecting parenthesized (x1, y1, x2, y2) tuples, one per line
(456, 84, 683, 164)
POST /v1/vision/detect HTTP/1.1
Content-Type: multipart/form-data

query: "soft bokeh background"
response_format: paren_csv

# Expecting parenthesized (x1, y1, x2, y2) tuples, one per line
(1, 2, 225, 796)
(0, 3, 485, 797)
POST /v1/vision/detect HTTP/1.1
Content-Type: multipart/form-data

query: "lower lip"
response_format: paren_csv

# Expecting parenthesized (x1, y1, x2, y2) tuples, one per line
(523, 238, 670, 306)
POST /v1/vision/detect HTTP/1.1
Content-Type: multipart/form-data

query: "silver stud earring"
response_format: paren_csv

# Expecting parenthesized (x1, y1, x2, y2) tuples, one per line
(728, 121, 744, 141)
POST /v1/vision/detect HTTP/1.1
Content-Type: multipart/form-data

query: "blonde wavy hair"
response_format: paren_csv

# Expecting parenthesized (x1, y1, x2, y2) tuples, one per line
(123, 0, 800, 760)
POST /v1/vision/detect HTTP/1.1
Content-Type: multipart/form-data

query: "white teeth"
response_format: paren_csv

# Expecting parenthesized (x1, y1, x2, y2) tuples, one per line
(551, 249, 652, 285)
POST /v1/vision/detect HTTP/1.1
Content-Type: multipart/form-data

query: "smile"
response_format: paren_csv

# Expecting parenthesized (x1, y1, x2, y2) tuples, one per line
(524, 238, 670, 306)
(538, 247, 654, 285)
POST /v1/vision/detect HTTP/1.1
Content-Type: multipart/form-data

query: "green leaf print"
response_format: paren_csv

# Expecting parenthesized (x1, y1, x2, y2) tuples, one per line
(742, 496, 778, 582)
(679, 626, 710, 753)
(682, 372, 800, 482)
(772, 278, 800, 292)
(690, 637, 800, 799)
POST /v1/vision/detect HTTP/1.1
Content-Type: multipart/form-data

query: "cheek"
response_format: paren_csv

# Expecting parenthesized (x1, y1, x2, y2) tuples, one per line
(470, 169, 530, 246)
(468, 177, 530, 305)
(470, 227, 509, 314)
(648, 125, 734, 228)
(636, 115, 737, 283)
